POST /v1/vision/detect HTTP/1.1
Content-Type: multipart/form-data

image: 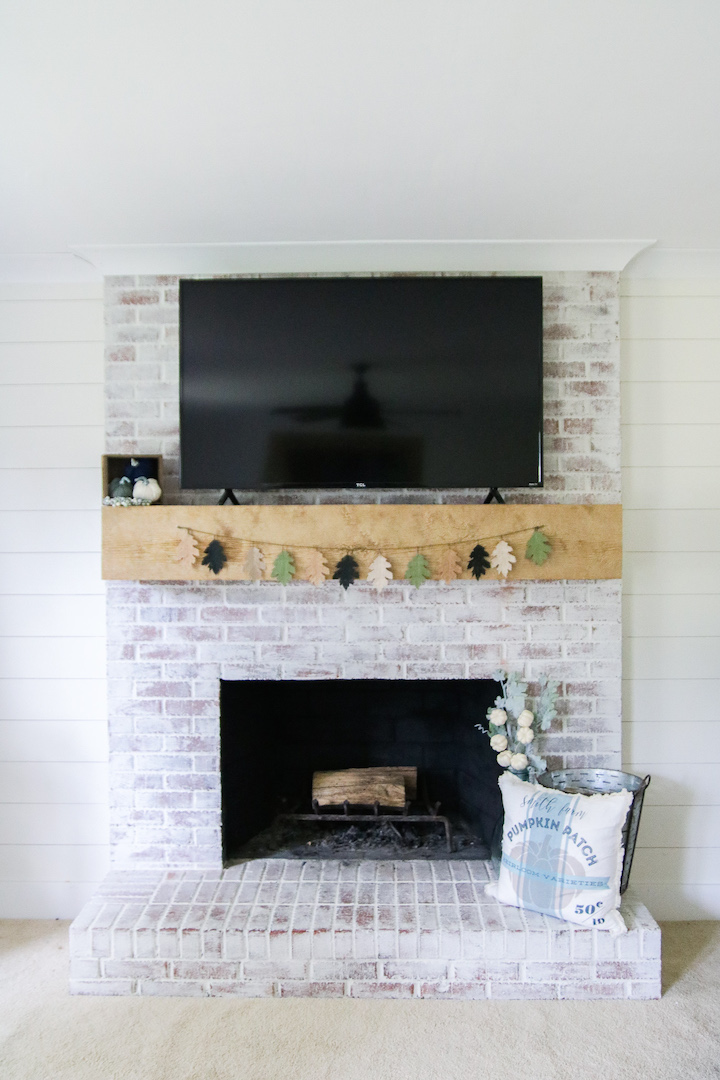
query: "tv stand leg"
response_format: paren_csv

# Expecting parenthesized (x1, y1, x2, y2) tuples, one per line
(219, 489, 240, 505)
(484, 488, 505, 504)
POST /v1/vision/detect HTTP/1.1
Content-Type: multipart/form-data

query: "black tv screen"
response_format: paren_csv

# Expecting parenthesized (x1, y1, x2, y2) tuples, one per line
(179, 276, 543, 490)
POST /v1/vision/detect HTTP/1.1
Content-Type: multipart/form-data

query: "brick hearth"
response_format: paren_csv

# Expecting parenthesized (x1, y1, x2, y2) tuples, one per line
(70, 861, 661, 1000)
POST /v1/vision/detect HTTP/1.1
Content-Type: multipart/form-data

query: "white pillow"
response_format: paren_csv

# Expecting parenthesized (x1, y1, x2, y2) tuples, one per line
(485, 771, 632, 935)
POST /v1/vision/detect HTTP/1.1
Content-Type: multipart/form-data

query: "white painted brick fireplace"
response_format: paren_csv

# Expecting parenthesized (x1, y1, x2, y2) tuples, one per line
(69, 271, 661, 999)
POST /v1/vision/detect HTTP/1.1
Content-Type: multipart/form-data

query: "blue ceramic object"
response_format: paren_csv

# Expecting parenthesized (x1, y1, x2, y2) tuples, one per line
(123, 457, 156, 482)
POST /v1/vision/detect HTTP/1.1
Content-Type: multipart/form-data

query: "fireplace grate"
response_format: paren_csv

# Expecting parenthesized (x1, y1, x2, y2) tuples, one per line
(280, 795, 454, 853)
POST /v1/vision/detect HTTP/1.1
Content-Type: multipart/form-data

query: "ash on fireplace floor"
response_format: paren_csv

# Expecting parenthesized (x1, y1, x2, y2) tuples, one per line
(226, 815, 491, 863)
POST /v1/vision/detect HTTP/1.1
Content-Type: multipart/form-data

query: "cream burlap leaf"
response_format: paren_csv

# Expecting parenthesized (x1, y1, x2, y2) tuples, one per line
(174, 531, 199, 570)
(243, 546, 266, 580)
(490, 540, 516, 578)
(367, 554, 393, 592)
(438, 548, 462, 583)
(305, 549, 330, 586)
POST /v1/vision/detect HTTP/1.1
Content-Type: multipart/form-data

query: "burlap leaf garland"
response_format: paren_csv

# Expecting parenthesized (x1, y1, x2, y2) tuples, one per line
(170, 522, 554, 585)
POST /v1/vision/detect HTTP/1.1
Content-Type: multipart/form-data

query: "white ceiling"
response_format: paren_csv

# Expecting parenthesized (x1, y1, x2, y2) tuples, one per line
(1, 1, 719, 273)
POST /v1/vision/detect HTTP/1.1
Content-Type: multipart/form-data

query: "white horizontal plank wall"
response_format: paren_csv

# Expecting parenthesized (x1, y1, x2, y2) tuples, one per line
(0, 282, 108, 917)
(621, 277, 720, 919)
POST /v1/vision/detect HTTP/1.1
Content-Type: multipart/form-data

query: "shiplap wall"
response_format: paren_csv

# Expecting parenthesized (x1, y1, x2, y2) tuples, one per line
(0, 282, 108, 917)
(622, 278, 720, 919)
(1, 276, 717, 920)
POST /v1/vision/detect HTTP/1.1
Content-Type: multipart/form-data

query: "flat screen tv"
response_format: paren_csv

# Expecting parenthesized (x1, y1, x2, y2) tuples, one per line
(179, 276, 543, 491)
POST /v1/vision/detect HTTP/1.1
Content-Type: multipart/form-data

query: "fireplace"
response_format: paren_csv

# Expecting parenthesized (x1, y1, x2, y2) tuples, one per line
(67, 270, 661, 1000)
(220, 678, 502, 861)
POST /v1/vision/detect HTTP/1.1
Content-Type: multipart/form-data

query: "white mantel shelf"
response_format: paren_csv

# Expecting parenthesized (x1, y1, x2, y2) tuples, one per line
(72, 239, 654, 277)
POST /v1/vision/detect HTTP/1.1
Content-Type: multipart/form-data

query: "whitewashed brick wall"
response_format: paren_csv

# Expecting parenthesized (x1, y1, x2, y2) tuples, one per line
(107, 578, 621, 866)
(103, 272, 623, 868)
(104, 272, 621, 505)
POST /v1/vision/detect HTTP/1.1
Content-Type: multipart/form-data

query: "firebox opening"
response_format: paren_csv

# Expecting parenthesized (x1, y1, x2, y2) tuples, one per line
(220, 678, 502, 862)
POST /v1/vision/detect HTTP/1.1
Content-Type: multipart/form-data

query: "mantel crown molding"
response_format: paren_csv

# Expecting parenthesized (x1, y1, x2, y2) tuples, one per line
(68, 239, 655, 277)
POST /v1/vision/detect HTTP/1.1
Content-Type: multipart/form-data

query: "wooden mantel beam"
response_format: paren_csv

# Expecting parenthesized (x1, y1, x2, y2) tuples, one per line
(102, 503, 621, 581)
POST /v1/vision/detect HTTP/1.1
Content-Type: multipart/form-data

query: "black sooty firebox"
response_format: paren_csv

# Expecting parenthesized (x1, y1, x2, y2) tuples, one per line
(220, 678, 502, 862)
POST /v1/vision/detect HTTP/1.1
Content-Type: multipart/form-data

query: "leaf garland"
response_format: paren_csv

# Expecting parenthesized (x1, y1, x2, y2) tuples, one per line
(333, 554, 359, 590)
(490, 540, 516, 578)
(525, 528, 552, 566)
(202, 539, 227, 575)
(438, 548, 462, 583)
(243, 546, 266, 580)
(305, 549, 330, 586)
(175, 530, 199, 570)
(467, 543, 491, 580)
(367, 554, 393, 592)
(172, 521, 555, 585)
(405, 552, 431, 589)
(271, 549, 295, 585)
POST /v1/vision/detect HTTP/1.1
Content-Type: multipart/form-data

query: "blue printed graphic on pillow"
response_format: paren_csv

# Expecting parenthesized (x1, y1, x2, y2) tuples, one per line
(501, 788, 610, 920)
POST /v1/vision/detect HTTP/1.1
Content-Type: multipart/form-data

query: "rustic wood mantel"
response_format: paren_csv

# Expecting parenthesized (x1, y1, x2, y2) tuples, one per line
(101, 503, 621, 581)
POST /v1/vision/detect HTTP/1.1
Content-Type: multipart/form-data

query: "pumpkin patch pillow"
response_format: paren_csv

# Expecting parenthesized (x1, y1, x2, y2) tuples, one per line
(486, 771, 632, 935)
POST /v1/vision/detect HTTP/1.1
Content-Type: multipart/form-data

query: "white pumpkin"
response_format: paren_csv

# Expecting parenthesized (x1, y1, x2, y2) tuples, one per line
(510, 752, 529, 771)
(133, 477, 162, 503)
(497, 750, 513, 768)
(517, 727, 535, 744)
(517, 709, 534, 727)
(489, 708, 507, 726)
(490, 733, 508, 752)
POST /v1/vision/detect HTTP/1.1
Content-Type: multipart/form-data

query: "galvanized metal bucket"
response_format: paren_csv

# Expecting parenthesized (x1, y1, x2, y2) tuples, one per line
(537, 769, 651, 893)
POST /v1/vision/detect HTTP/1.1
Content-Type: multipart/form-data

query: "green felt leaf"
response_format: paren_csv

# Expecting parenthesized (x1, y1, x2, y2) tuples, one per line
(271, 549, 296, 585)
(333, 554, 360, 589)
(202, 539, 227, 575)
(467, 544, 490, 580)
(405, 552, 431, 588)
(526, 528, 552, 566)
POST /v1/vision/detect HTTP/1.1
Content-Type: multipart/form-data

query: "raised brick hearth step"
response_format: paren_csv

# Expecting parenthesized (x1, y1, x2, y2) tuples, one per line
(69, 860, 661, 999)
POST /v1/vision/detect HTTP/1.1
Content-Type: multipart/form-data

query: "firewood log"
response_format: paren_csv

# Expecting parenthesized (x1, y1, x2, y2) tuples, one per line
(312, 766, 417, 808)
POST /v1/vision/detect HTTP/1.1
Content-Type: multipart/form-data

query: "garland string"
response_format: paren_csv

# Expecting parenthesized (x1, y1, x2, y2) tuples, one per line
(175, 523, 546, 552)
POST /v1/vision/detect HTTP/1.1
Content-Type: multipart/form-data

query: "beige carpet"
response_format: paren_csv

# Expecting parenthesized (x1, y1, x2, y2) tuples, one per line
(0, 921, 718, 1080)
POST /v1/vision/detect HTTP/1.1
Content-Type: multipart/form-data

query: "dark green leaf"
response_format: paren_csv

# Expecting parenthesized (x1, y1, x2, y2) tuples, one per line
(467, 544, 490, 580)
(333, 554, 359, 589)
(202, 539, 227, 575)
